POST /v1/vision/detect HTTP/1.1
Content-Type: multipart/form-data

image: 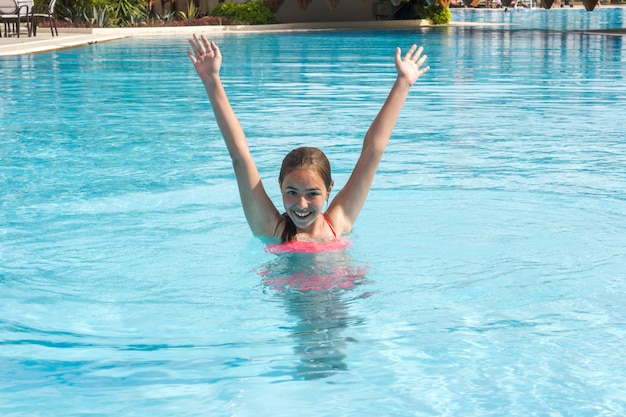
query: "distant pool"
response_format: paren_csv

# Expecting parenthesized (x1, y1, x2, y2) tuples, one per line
(1, 8, 626, 416)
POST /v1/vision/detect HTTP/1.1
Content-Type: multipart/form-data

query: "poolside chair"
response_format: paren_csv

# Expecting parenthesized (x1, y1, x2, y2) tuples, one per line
(31, 0, 57, 36)
(0, 0, 30, 37)
(17, 0, 34, 34)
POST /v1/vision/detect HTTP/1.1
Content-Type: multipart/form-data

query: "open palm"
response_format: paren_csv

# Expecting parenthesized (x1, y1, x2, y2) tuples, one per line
(395, 45, 430, 87)
(187, 34, 222, 80)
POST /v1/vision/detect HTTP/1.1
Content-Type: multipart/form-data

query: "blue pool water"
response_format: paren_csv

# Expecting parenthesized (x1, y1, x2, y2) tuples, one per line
(1, 8, 626, 416)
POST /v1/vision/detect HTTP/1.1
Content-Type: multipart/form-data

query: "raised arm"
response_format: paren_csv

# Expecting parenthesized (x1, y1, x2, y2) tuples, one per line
(188, 35, 281, 237)
(326, 45, 429, 235)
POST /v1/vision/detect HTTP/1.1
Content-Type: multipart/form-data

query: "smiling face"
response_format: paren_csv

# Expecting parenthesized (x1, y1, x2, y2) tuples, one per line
(278, 147, 334, 241)
(280, 167, 332, 234)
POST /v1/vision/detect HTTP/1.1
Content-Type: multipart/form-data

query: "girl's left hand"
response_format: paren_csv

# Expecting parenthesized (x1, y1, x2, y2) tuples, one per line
(395, 45, 430, 87)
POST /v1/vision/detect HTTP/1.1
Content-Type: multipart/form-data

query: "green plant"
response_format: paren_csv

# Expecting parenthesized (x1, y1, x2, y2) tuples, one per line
(57, 0, 97, 24)
(153, 10, 177, 22)
(108, 0, 149, 26)
(178, 1, 200, 20)
(395, 0, 450, 24)
(84, 3, 109, 26)
(428, 4, 450, 24)
(210, 0, 275, 25)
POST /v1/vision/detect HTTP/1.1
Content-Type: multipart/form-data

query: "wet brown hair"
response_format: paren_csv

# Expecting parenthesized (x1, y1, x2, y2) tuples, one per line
(277, 147, 333, 242)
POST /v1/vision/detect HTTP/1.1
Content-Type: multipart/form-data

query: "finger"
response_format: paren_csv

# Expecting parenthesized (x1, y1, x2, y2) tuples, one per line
(188, 36, 201, 55)
(211, 41, 222, 60)
(412, 46, 424, 62)
(417, 54, 427, 67)
(194, 33, 206, 55)
(404, 44, 417, 61)
(187, 49, 197, 64)
(201, 34, 212, 54)
(188, 38, 200, 58)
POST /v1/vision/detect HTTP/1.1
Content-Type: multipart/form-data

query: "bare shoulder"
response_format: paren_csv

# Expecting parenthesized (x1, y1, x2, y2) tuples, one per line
(324, 206, 352, 236)
(266, 211, 287, 239)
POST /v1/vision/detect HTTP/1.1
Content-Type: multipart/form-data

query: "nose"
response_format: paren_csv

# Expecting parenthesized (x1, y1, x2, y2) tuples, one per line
(296, 195, 308, 208)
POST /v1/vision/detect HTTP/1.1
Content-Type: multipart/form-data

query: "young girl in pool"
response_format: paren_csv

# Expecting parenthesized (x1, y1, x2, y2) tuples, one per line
(188, 34, 429, 243)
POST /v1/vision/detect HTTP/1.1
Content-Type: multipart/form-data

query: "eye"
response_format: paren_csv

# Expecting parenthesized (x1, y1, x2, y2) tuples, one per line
(286, 190, 297, 196)
(308, 191, 321, 198)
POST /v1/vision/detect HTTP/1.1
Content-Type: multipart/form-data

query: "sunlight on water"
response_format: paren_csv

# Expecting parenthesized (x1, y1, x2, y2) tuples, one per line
(1, 8, 626, 416)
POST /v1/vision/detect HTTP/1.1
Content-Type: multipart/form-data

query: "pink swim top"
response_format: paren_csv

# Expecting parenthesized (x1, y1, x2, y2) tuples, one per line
(324, 214, 337, 238)
(265, 214, 348, 254)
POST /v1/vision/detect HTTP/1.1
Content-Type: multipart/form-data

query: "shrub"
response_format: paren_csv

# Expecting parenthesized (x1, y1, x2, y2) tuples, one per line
(178, 1, 200, 20)
(210, 1, 275, 25)
(108, 0, 149, 26)
(149, 15, 235, 26)
(394, 0, 451, 25)
(57, 0, 97, 24)
(84, 1, 109, 26)
(57, 0, 148, 26)
(428, 4, 451, 24)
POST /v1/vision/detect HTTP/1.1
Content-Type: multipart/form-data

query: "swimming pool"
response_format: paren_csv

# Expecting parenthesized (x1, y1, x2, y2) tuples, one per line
(1, 8, 625, 416)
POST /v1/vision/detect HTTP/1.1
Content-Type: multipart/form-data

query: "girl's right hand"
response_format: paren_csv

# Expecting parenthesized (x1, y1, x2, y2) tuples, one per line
(187, 34, 222, 81)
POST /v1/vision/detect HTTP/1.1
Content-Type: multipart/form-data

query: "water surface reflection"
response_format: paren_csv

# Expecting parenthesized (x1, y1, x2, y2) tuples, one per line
(259, 246, 369, 380)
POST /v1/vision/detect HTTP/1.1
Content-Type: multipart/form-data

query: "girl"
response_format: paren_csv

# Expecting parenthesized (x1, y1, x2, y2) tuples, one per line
(188, 34, 429, 243)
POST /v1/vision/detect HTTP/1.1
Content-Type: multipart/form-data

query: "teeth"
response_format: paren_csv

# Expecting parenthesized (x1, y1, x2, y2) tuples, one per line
(295, 211, 309, 218)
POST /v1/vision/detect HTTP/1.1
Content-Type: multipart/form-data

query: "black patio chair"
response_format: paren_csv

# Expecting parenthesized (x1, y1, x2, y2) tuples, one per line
(31, 0, 57, 36)
(0, 0, 30, 37)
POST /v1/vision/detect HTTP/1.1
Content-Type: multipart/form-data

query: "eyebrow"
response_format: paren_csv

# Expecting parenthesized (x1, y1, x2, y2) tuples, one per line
(284, 186, 321, 192)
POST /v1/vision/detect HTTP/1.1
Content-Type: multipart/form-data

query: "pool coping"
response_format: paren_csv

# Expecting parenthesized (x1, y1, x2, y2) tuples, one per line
(1, 18, 624, 57)
(1, 20, 434, 57)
